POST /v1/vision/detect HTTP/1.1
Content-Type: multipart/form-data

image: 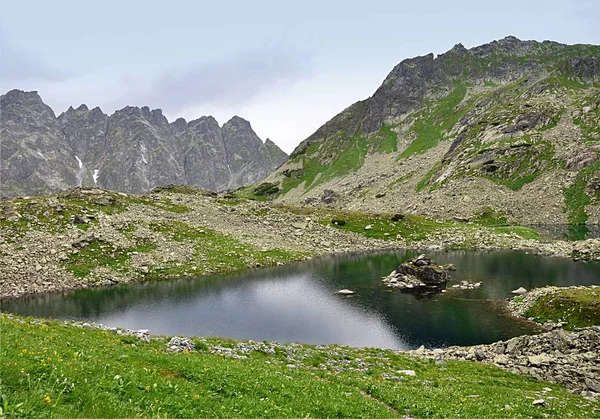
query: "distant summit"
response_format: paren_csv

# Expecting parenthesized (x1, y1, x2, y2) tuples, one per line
(0, 90, 287, 196)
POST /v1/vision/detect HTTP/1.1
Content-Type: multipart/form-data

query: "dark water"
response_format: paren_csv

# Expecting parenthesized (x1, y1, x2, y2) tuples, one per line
(3, 250, 599, 350)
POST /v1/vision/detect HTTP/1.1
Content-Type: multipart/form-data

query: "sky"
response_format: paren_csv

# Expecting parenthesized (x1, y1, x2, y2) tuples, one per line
(1, 0, 599, 153)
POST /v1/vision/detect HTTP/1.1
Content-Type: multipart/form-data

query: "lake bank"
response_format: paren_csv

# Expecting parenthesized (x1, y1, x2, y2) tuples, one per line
(2, 188, 600, 300)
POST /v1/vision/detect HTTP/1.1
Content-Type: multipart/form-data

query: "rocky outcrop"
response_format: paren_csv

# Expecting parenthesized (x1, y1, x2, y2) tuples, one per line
(382, 254, 454, 290)
(410, 327, 600, 400)
(0, 90, 79, 196)
(0, 90, 288, 196)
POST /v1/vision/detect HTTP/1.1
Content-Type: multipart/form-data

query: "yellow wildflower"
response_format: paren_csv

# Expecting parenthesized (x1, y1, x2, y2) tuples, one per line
(44, 395, 51, 403)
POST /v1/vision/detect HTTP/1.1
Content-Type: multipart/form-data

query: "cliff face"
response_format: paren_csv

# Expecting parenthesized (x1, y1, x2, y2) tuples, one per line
(0, 91, 287, 196)
(261, 37, 600, 233)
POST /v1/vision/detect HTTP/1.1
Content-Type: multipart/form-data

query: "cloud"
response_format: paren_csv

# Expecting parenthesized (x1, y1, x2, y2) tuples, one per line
(130, 44, 313, 112)
(0, 35, 69, 83)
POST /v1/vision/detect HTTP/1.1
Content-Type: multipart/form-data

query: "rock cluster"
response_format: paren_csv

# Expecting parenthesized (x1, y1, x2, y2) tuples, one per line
(410, 327, 600, 400)
(167, 336, 195, 352)
(382, 254, 454, 290)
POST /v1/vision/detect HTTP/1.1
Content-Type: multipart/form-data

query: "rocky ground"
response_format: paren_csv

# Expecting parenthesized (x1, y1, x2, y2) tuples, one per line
(2, 187, 600, 300)
(409, 327, 600, 401)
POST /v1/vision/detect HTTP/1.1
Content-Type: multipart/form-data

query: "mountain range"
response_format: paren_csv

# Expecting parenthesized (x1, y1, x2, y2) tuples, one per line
(0, 90, 287, 196)
(257, 36, 600, 233)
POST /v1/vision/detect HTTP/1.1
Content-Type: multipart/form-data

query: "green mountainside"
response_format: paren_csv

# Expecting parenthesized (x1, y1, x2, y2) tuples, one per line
(248, 37, 600, 238)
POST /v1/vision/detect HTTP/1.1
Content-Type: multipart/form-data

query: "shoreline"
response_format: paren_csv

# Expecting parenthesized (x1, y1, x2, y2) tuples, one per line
(2, 188, 600, 301)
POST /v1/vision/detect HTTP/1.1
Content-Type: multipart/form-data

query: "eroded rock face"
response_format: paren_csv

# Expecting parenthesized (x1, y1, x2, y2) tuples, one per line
(0, 91, 288, 197)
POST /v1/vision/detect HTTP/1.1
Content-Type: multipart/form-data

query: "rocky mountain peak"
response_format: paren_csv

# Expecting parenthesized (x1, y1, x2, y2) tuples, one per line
(223, 115, 253, 131)
(1, 90, 288, 196)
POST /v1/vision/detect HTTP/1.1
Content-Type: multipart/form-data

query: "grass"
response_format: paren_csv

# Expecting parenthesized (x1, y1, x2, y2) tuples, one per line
(279, 206, 541, 244)
(0, 191, 189, 242)
(145, 221, 306, 278)
(525, 287, 600, 330)
(1, 314, 598, 418)
(473, 207, 509, 227)
(563, 161, 600, 240)
(399, 83, 468, 159)
(372, 125, 398, 154)
(484, 141, 556, 191)
(63, 239, 157, 278)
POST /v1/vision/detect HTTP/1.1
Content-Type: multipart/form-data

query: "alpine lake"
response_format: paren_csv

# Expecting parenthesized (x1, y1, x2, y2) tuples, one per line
(3, 250, 600, 350)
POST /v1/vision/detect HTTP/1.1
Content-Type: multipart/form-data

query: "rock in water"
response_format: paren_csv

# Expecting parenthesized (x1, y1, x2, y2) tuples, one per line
(382, 255, 453, 292)
(512, 287, 528, 295)
(337, 289, 355, 295)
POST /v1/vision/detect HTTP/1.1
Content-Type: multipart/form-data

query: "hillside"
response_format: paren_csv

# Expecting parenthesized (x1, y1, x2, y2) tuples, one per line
(254, 36, 600, 237)
(0, 90, 287, 196)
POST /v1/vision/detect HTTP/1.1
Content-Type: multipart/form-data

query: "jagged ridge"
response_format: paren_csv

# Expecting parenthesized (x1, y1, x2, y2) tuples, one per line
(0, 91, 288, 196)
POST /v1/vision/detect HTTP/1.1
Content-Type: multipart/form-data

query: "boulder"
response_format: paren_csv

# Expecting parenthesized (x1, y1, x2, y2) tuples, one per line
(337, 289, 355, 295)
(382, 255, 453, 291)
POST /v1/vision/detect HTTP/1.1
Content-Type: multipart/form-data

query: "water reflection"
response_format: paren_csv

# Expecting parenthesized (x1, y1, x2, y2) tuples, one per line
(3, 250, 599, 349)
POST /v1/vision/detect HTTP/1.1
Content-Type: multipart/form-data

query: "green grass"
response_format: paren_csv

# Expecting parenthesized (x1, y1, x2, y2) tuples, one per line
(63, 219, 307, 281)
(1, 314, 597, 418)
(525, 287, 600, 330)
(279, 206, 541, 244)
(0, 192, 189, 242)
(563, 161, 600, 240)
(473, 207, 509, 226)
(63, 239, 157, 278)
(372, 125, 398, 154)
(145, 221, 307, 278)
(416, 162, 442, 192)
(484, 141, 556, 191)
(399, 83, 468, 159)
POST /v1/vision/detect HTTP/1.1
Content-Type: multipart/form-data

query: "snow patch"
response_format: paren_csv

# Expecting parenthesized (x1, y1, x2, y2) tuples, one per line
(93, 169, 99, 185)
(140, 142, 148, 164)
(75, 155, 83, 169)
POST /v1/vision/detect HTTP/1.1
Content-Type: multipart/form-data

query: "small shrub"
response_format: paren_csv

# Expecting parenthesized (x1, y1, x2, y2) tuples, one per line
(253, 183, 280, 197)
(390, 213, 405, 222)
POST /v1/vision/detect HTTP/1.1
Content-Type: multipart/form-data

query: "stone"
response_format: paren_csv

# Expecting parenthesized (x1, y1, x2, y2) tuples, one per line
(532, 399, 547, 407)
(337, 289, 355, 295)
(585, 378, 600, 393)
(167, 336, 195, 352)
(528, 354, 551, 366)
(512, 287, 528, 295)
(397, 370, 416, 377)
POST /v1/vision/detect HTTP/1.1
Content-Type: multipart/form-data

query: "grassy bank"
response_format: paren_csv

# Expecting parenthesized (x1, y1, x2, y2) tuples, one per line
(525, 287, 600, 329)
(278, 205, 541, 244)
(1, 314, 598, 418)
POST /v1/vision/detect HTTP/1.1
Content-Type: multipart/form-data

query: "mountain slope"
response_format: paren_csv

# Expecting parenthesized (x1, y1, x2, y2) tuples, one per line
(0, 91, 287, 196)
(257, 36, 600, 236)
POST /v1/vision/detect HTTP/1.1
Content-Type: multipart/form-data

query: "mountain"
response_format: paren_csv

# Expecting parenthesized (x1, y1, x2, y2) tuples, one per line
(0, 90, 287, 196)
(258, 36, 600, 233)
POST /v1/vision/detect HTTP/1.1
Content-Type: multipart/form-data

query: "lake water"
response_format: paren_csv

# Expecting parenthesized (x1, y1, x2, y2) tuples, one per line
(3, 250, 599, 350)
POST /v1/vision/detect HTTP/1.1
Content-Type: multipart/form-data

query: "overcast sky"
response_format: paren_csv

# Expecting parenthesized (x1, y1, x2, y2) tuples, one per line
(1, 0, 599, 153)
